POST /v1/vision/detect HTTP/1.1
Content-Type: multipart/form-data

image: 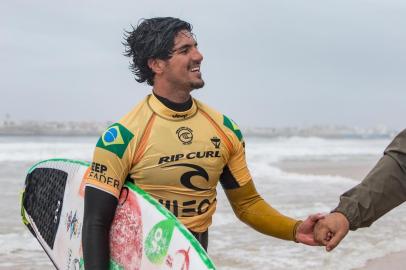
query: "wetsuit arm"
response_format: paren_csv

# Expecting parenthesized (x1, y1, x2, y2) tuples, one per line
(82, 121, 135, 269)
(334, 129, 406, 230)
(224, 180, 300, 241)
(82, 186, 118, 270)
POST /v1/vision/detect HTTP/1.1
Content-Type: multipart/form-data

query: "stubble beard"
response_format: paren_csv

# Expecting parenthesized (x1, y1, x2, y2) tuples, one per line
(187, 61, 204, 90)
(190, 79, 205, 90)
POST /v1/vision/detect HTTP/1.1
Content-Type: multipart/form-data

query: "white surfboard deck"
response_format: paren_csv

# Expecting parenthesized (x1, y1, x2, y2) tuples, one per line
(21, 158, 216, 270)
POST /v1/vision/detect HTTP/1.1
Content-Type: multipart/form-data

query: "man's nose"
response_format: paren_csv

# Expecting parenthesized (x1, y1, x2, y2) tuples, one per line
(192, 48, 203, 62)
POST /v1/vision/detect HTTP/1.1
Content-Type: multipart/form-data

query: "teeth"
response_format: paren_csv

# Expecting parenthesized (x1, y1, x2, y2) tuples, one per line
(191, 67, 200, 72)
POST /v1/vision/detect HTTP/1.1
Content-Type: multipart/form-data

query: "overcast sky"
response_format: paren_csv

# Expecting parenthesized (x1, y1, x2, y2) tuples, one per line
(1, 0, 405, 129)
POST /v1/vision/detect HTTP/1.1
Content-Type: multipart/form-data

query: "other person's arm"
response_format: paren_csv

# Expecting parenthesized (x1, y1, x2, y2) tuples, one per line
(315, 129, 406, 251)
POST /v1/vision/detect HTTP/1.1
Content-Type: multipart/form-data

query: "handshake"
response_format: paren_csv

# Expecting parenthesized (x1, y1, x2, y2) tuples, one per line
(295, 212, 350, 251)
(293, 129, 406, 251)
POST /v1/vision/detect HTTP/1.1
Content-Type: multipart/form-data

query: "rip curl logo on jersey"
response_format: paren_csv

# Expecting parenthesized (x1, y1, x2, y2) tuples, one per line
(223, 115, 243, 141)
(163, 163, 210, 191)
(96, 123, 134, 158)
(176, 127, 193, 145)
(210, 136, 221, 149)
(158, 151, 221, 165)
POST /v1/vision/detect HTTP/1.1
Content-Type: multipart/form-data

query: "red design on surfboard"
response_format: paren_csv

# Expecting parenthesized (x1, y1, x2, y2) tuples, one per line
(110, 187, 143, 269)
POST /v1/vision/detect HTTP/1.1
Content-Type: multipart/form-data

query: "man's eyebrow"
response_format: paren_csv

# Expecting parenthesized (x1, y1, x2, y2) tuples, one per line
(172, 42, 198, 52)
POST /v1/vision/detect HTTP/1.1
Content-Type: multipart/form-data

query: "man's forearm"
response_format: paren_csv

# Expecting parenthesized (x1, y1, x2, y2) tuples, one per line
(82, 187, 118, 269)
(334, 130, 406, 230)
(224, 180, 299, 241)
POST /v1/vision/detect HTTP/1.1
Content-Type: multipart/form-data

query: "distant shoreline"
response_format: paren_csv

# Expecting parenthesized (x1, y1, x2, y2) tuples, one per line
(0, 121, 398, 138)
(0, 121, 110, 136)
(0, 133, 100, 137)
(0, 132, 396, 139)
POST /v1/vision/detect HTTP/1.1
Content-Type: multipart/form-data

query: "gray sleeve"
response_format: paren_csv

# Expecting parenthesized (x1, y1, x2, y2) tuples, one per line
(333, 129, 406, 230)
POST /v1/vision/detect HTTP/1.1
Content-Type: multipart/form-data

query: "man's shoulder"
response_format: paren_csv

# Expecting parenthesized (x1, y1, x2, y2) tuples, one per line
(118, 96, 152, 131)
(195, 98, 243, 142)
(98, 95, 152, 138)
(195, 98, 221, 117)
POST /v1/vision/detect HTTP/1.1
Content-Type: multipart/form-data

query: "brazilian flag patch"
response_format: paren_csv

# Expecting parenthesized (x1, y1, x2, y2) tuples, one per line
(223, 115, 243, 141)
(96, 123, 134, 159)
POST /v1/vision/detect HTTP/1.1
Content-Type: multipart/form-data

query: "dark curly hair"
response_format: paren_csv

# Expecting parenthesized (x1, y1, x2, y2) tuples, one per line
(123, 17, 193, 86)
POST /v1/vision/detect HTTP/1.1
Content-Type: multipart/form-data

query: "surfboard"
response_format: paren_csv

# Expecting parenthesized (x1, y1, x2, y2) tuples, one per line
(20, 158, 216, 270)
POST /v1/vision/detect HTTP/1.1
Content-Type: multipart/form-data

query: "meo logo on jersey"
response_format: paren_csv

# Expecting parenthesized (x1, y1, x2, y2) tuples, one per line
(96, 123, 134, 158)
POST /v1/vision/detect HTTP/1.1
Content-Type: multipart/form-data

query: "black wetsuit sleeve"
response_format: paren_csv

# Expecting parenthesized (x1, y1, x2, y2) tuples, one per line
(82, 186, 118, 270)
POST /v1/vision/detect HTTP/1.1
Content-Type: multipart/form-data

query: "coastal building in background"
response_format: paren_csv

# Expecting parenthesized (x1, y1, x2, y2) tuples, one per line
(0, 120, 111, 136)
(0, 118, 398, 139)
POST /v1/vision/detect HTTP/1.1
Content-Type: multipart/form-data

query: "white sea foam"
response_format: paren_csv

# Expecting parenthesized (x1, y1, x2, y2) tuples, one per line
(1, 135, 403, 270)
(245, 136, 388, 184)
(249, 161, 356, 184)
(0, 140, 95, 162)
(246, 136, 388, 163)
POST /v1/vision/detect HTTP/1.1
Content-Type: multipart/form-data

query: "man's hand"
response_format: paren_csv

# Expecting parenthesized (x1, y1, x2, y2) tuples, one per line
(295, 213, 325, 246)
(314, 212, 350, 251)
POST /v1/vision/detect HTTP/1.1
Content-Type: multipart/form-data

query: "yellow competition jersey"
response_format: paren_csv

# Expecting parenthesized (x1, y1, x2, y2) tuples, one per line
(86, 94, 252, 232)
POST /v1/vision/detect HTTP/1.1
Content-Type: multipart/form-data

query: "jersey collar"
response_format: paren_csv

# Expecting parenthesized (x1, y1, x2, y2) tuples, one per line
(147, 94, 198, 121)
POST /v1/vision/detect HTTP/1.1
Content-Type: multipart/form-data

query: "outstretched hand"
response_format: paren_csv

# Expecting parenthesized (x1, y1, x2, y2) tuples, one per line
(295, 213, 326, 246)
(314, 212, 350, 251)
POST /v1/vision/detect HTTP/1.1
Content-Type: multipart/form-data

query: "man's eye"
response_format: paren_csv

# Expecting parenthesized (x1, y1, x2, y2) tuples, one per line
(179, 48, 188, 54)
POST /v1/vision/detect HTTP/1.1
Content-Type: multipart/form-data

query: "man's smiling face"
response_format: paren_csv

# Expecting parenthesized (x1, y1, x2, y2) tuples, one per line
(161, 30, 205, 91)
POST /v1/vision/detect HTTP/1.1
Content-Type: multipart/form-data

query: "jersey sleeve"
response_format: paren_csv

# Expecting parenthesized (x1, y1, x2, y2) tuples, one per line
(224, 180, 300, 240)
(85, 123, 135, 198)
(220, 115, 252, 189)
(334, 129, 406, 230)
(220, 116, 299, 240)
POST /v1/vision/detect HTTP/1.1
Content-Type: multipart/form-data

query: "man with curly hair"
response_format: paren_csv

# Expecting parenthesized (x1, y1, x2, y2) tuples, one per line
(82, 17, 323, 269)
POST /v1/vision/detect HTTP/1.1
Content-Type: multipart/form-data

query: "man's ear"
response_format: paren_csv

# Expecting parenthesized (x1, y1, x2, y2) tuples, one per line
(148, 58, 165, 75)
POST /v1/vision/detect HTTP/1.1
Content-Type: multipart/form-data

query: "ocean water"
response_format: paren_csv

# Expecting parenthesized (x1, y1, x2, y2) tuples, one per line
(0, 135, 405, 270)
